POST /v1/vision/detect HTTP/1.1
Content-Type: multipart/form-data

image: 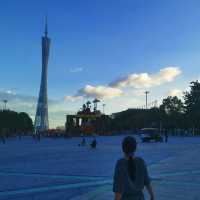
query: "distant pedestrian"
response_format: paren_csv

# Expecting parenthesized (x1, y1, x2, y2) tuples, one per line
(0, 135, 5, 144)
(79, 137, 86, 146)
(18, 132, 22, 140)
(0, 129, 6, 144)
(90, 137, 97, 149)
(81, 137, 86, 146)
(34, 131, 41, 141)
(37, 132, 41, 141)
(113, 136, 154, 200)
(164, 130, 168, 143)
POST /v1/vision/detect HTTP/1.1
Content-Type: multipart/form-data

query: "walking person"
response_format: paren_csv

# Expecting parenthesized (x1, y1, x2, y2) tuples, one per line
(0, 128, 6, 144)
(79, 137, 86, 146)
(18, 131, 22, 140)
(164, 130, 168, 143)
(0, 134, 6, 144)
(37, 132, 41, 141)
(113, 136, 154, 200)
(81, 137, 86, 146)
(90, 137, 97, 149)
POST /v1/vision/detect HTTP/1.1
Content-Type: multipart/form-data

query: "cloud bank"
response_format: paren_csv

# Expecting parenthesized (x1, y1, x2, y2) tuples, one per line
(77, 85, 123, 99)
(65, 66, 182, 101)
(64, 95, 83, 102)
(110, 67, 181, 88)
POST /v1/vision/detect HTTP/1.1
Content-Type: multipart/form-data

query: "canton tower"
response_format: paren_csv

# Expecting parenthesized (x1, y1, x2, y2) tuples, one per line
(35, 19, 51, 132)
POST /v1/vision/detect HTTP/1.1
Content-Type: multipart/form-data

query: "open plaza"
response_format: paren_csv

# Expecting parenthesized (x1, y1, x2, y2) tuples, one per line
(0, 135, 200, 200)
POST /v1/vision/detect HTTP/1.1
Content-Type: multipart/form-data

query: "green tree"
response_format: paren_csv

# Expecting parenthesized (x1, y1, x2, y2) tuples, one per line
(159, 96, 184, 130)
(160, 96, 184, 115)
(184, 81, 200, 129)
(18, 112, 33, 132)
(0, 110, 33, 136)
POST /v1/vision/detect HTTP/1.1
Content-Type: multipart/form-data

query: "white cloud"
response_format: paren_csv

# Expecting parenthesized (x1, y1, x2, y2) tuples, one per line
(6, 90, 16, 95)
(110, 67, 182, 89)
(78, 85, 123, 99)
(65, 66, 182, 101)
(69, 67, 83, 73)
(168, 89, 183, 97)
(64, 95, 83, 102)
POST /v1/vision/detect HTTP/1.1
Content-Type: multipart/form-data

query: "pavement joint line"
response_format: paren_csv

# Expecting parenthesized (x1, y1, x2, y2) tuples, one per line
(0, 171, 108, 181)
(70, 185, 112, 200)
(0, 172, 166, 182)
(158, 180, 200, 187)
(148, 156, 175, 168)
(152, 169, 200, 178)
(0, 180, 112, 197)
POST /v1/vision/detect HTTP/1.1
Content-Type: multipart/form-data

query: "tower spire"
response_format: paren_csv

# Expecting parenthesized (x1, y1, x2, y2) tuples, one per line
(45, 16, 48, 37)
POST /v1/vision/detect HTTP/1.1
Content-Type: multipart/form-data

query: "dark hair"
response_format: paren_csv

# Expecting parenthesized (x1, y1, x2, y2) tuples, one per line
(122, 136, 137, 182)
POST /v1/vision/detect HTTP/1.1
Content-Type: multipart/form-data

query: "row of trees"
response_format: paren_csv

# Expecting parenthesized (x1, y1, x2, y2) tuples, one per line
(110, 81, 200, 134)
(0, 110, 33, 136)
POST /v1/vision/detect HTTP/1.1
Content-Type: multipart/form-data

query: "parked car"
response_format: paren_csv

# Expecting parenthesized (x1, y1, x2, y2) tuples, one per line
(140, 128, 163, 142)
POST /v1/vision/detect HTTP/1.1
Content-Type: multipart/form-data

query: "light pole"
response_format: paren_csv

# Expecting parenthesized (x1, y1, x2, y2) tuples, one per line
(145, 91, 149, 109)
(103, 104, 106, 114)
(3, 100, 8, 110)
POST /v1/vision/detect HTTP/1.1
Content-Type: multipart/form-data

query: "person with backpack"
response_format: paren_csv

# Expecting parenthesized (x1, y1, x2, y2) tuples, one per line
(113, 136, 154, 200)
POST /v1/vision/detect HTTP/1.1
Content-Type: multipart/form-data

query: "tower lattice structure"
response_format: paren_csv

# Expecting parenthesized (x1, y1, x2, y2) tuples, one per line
(35, 19, 50, 132)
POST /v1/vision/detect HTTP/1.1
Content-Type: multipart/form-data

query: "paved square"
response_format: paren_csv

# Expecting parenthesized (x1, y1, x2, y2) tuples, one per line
(0, 136, 200, 200)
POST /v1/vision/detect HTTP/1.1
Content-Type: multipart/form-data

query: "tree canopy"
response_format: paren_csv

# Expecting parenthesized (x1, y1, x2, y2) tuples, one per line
(0, 110, 33, 135)
(184, 81, 200, 128)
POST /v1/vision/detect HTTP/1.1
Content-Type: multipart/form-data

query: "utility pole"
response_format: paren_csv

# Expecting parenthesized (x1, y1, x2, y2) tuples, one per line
(145, 91, 149, 109)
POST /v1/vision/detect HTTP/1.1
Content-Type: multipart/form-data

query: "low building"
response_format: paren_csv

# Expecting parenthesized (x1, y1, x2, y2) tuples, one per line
(65, 100, 111, 136)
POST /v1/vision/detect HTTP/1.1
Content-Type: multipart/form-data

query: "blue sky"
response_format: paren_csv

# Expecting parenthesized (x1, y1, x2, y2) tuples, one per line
(1, 0, 200, 127)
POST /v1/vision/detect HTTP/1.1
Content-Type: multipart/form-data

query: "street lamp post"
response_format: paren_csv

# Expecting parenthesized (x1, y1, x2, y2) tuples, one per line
(145, 91, 149, 109)
(103, 104, 106, 114)
(3, 100, 8, 110)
